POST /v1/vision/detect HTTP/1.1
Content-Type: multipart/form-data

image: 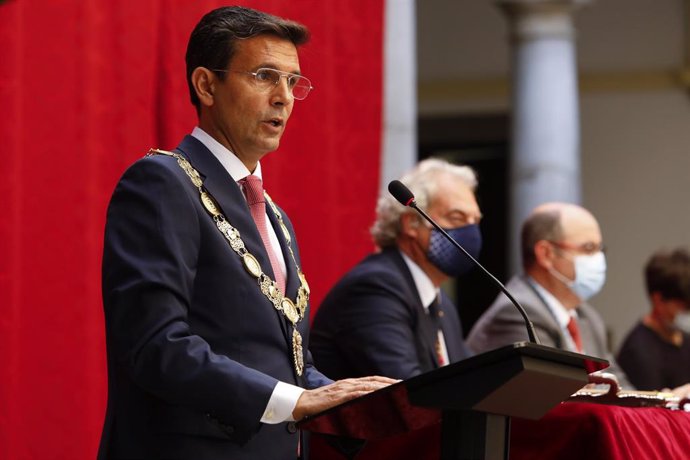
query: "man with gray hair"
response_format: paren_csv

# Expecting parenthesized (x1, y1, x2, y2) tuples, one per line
(310, 158, 480, 379)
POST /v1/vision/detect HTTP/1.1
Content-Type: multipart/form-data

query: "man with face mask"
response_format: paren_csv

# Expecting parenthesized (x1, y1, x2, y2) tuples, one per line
(467, 202, 632, 388)
(309, 159, 478, 380)
(617, 248, 690, 394)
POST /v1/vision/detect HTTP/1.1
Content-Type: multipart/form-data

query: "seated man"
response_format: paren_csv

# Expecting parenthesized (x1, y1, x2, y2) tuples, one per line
(310, 158, 478, 380)
(617, 248, 690, 393)
(467, 202, 632, 388)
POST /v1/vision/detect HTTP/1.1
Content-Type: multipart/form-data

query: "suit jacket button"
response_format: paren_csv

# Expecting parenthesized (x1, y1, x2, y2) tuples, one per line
(286, 422, 297, 434)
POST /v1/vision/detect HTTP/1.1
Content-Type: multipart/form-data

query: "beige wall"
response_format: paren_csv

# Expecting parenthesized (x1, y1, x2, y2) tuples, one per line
(418, 0, 690, 349)
(582, 90, 690, 347)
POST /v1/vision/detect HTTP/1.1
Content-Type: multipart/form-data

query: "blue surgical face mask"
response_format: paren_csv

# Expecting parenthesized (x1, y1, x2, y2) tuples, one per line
(549, 252, 607, 301)
(427, 224, 482, 277)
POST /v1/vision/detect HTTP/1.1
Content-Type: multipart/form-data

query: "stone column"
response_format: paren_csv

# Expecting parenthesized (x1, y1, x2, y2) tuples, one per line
(381, 0, 417, 189)
(497, 0, 590, 272)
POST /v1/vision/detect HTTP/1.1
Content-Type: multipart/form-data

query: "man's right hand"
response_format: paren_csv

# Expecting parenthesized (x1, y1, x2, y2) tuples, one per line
(292, 376, 398, 420)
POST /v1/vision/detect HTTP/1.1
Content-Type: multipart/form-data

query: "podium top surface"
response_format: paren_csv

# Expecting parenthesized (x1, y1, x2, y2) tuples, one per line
(406, 341, 609, 389)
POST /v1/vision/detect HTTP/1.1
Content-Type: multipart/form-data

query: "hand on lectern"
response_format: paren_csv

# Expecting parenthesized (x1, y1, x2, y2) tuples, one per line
(666, 383, 690, 399)
(292, 376, 398, 420)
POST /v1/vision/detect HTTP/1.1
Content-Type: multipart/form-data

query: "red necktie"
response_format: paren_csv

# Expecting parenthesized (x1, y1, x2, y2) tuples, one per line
(567, 316, 583, 352)
(239, 175, 286, 294)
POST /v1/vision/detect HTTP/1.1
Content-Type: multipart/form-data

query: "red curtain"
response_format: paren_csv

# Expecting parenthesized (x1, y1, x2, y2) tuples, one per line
(0, 1, 383, 458)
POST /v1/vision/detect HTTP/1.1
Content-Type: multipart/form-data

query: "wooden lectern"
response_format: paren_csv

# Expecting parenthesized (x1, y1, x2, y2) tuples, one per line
(300, 342, 608, 460)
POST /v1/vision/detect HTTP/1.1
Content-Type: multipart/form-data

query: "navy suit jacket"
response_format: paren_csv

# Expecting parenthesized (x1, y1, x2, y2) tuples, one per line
(310, 248, 472, 380)
(99, 136, 331, 460)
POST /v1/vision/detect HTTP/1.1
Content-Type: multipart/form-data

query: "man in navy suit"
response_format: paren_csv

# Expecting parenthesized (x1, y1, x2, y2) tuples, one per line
(99, 6, 393, 460)
(310, 159, 479, 380)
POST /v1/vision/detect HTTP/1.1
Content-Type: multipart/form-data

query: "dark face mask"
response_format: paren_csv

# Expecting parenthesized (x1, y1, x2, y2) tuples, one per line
(426, 224, 483, 277)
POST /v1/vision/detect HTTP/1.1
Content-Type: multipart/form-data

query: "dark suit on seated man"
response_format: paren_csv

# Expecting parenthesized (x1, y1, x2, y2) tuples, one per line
(99, 7, 393, 460)
(467, 202, 632, 388)
(311, 159, 478, 380)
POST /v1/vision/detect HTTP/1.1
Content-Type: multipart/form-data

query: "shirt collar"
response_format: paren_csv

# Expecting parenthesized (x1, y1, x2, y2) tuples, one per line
(526, 275, 577, 328)
(400, 250, 439, 310)
(191, 126, 262, 182)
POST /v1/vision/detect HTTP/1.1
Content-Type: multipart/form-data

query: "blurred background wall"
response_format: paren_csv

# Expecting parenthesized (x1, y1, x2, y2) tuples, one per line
(416, 0, 690, 350)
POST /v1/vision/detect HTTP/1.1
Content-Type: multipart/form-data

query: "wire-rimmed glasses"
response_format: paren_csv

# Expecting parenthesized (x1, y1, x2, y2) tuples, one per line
(211, 67, 313, 100)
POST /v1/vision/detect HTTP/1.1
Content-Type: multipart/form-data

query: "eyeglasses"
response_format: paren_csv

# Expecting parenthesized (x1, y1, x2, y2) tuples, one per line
(547, 240, 606, 255)
(211, 67, 313, 100)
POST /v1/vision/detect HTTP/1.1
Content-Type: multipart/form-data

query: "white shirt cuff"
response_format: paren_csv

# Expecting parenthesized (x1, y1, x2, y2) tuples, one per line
(260, 381, 305, 424)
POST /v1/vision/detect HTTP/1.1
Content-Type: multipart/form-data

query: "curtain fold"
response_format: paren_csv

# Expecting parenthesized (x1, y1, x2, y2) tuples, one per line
(0, 1, 383, 458)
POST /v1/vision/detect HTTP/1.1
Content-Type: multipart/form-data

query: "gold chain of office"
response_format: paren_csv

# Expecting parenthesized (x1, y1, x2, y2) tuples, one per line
(147, 148, 310, 376)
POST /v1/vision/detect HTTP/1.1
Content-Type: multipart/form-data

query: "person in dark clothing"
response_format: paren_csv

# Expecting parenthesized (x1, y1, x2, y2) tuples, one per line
(617, 248, 690, 395)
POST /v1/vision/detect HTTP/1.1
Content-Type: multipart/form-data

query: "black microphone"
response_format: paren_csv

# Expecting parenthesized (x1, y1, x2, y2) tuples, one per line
(388, 179, 540, 344)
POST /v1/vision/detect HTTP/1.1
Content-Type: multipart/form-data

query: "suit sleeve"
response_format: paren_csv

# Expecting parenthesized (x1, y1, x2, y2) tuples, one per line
(439, 295, 473, 361)
(302, 349, 333, 388)
(325, 272, 426, 379)
(468, 296, 562, 353)
(102, 157, 277, 441)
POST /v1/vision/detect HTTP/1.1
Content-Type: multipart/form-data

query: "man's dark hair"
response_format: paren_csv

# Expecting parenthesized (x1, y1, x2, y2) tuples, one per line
(185, 6, 310, 112)
(521, 209, 563, 269)
(644, 248, 690, 303)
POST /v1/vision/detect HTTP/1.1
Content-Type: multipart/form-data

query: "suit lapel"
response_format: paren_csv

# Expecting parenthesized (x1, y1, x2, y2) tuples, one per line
(265, 206, 309, 384)
(176, 136, 273, 274)
(575, 305, 603, 356)
(174, 136, 291, 339)
(265, 202, 295, 339)
(421, 300, 442, 368)
(265, 204, 298, 299)
(388, 249, 441, 368)
(437, 294, 460, 363)
(518, 275, 567, 348)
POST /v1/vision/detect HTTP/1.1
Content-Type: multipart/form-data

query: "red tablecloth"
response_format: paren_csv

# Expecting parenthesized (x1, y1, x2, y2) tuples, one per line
(511, 401, 690, 460)
(310, 402, 690, 460)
